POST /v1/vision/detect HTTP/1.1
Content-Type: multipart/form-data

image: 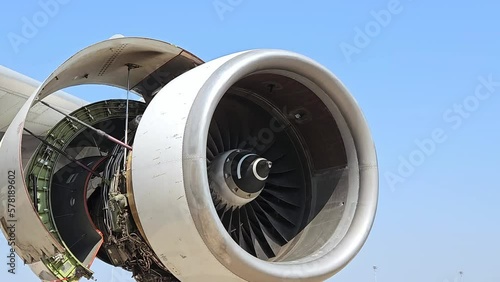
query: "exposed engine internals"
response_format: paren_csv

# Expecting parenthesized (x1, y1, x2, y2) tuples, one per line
(25, 99, 178, 281)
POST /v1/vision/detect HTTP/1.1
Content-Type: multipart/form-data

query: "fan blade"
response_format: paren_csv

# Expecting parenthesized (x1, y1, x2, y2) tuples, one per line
(266, 174, 302, 189)
(261, 187, 301, 207)
(207, 132, 220, 156)
(210, 120, 225, 153)
(245, 205, 276, 258)
(258, 196, 300, 226)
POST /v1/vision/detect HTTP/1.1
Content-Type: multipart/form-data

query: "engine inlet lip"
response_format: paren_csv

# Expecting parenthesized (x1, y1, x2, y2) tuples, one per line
(182, 49, 379, 281)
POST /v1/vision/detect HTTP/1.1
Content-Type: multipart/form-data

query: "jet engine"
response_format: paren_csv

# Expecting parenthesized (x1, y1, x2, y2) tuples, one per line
(0, 37, 378, 282)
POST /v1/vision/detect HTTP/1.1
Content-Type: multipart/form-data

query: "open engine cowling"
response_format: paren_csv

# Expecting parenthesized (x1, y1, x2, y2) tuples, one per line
(0, 37, 377, 282)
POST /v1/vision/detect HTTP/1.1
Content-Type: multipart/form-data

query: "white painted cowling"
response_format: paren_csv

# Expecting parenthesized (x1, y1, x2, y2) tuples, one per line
(131, 49, 378, 282)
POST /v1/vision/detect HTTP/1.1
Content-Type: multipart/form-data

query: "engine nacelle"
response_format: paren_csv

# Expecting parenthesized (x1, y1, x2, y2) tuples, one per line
(0, 37, 377, 282)
(131, 49, 379, 281)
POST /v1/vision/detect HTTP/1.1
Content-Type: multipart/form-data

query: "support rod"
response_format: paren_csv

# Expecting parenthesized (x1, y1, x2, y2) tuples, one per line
(23, 128, 101, 178)
(39, 101, 132, 150)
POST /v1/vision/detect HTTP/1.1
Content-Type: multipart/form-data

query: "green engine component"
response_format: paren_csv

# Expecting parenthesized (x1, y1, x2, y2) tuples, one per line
(25, 99, 145, 281)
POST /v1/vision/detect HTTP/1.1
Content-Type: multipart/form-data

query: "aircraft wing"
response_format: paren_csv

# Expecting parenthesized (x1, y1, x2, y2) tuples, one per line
(0, 65, 87, 164)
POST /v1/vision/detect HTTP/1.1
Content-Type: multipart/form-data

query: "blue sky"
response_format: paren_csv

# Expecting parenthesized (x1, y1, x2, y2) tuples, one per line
(1, 0, 499, 281)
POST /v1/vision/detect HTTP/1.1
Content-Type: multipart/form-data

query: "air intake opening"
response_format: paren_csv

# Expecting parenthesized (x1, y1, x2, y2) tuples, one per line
(208, 72, 351, 262)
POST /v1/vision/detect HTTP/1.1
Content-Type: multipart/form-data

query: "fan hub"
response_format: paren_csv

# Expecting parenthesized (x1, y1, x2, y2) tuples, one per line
(209, 149, 271, 208)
